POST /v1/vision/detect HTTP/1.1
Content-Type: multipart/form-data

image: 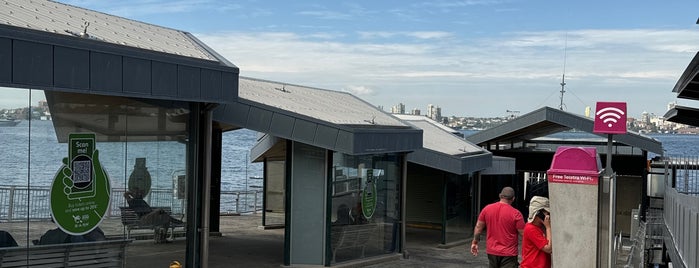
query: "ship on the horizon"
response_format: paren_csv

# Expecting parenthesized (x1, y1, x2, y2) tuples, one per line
(0, 118, 21, 127)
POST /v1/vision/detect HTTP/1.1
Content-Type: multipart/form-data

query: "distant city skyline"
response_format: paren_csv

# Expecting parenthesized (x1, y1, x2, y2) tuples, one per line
(3, 1, 699, 118)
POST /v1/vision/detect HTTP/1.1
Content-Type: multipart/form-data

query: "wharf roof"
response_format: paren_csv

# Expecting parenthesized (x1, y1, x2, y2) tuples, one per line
(0, 0, 238, 104)
(665, 51, 699, 127)
(466, 106, 663, 155)
(395, 114, 492, 175)
(217, 77, 423, 156)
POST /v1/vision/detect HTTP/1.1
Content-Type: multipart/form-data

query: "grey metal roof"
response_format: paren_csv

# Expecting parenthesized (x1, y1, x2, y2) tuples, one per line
(671, 51, 699, 101)
(466, 106, 663, 155)
(664, 105, 699, 127)
(666, 52, 699, 126)
(0, 0, 238, 104)
(395, 114, 492, 175)
(1, 0, 217, 61)
(214, 77, 423, 155)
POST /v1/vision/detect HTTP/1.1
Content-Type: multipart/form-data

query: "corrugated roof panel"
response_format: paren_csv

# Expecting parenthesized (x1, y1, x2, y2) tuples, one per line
(239, 77, 408, 127)
(0, 0, 217, 61)
(410, 120, 482, 156)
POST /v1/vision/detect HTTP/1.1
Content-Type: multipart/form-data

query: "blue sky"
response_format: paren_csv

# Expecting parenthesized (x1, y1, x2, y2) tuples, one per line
(53, 1, 699, 118)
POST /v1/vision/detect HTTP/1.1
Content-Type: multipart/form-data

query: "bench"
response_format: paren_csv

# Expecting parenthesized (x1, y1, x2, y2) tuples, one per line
(330, 223, 377, 263)
(119, 207, 185, 240)
(0, 239, 132, 267)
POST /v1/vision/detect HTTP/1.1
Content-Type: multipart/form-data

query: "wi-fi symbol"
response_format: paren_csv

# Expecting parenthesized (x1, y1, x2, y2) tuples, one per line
(596, 107, 625, 128)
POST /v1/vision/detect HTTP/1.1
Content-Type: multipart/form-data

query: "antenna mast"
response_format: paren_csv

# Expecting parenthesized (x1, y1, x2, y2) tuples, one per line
(559, 34, 568, 111)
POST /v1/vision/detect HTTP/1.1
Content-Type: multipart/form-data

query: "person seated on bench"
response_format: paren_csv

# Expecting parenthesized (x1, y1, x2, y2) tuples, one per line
(0, 230, 18, 247)
(124, 188, 183, 243)
(333, 204, 352, 226)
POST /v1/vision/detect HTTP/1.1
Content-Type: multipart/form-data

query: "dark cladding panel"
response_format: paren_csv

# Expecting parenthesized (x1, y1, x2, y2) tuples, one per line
(152, 61, 177, 97)
(314, 125, 339, 150)
(123, 57, 152, 95)
(54, 46, 89, 90)
(178, 65, 201, 99)
(334, 130, 353, 153)
(246, 106, 273, 133)
(222, 71, 238, 102)
(291, 119, 318, 144)
(13, 40, 52, 86)
(0, 38, 10, 83)
(269, 113, 295, 138)
(201, 69, 222, 100)
(90, 52, 122, 93)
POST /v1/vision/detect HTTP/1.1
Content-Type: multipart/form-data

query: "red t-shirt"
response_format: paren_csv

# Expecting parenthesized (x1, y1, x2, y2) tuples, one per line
(521, 222, 551, 268)
(477, 202, 525, 256)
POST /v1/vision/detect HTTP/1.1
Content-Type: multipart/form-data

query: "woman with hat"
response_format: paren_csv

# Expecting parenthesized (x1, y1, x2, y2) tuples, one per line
(521, 196, 552, 268)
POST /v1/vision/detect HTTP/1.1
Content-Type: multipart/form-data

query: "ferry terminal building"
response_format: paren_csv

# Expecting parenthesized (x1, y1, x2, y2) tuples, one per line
(0, 1, 670, 267)
(0, 1, 490, 267)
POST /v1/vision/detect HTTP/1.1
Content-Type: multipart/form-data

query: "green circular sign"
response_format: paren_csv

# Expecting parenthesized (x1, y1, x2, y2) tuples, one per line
(50, 133, 111, 235)
(361, 169, 377, 219)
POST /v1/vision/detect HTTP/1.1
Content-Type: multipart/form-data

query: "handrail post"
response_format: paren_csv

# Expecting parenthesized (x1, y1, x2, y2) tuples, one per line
(235, 193, 240, 214)
(8, 186, 15, 221)
(253, 191, 258, 214)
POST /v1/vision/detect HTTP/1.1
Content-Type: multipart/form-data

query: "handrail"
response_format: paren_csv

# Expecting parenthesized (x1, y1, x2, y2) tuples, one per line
(0, 186, 263, 222)
(661, 156, 699, 268)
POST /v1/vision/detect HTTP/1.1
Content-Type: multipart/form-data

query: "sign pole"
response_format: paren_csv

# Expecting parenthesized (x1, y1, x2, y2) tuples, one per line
(605, 133, 615, 268)
(593, 101, 626, 268)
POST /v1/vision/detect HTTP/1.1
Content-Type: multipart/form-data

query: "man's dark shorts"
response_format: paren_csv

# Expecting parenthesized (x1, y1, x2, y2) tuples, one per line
(487, 254, 519, 268)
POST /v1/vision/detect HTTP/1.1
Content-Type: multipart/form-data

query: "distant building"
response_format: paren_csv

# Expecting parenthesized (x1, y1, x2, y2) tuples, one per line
(427, 104, 441, 122)
(391, 103, 406, 114)
(411, 108, 421, 115)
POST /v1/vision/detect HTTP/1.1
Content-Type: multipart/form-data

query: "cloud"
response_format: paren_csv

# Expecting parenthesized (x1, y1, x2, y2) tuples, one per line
(197, 28, 699, 117)
(344, 86, 376, 96)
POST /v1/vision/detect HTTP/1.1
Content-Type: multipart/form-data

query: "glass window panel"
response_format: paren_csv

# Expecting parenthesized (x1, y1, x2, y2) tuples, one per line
(1, 88, 190, 266)
(264, 160, 285, 226)
(330, 152, 400, 264)
(444, 174, 473, 243)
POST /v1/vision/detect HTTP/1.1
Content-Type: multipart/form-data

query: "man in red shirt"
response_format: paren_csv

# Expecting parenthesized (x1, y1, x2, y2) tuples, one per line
(471, 187, 525, 268)
(521, 196, 552, 268)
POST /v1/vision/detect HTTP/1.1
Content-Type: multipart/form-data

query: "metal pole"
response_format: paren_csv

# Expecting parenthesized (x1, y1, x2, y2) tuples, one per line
(606, 134, 614, 268)
(400, 155, 407, 258)
(200, 106, 214, 268)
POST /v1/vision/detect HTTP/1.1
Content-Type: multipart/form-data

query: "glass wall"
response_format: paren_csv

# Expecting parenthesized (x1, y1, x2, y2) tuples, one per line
(264, 160, 285, 226)
(329, 152, 401, 264)
(444, 173, 474, 243)
(0, 87, 189, 267)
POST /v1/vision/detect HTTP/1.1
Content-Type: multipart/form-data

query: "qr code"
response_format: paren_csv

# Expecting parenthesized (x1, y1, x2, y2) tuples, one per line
(72, 160, 91, 183)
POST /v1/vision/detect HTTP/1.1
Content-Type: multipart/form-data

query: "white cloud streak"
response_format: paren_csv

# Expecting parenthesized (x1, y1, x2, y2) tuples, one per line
(199, 28, 699, 117)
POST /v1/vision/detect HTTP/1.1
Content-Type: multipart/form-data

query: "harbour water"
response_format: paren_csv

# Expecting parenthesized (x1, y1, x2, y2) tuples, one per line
(0, 120, 262, 191)
(1, 122, 697, 212)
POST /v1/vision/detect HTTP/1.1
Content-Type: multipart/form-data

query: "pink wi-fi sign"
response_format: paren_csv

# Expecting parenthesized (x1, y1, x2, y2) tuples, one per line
(593, 102, 627, 134)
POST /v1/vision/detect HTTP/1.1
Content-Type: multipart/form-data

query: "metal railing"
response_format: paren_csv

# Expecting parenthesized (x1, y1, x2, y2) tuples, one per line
(0, 185, 263, 222)
(661, 156, 699, 268)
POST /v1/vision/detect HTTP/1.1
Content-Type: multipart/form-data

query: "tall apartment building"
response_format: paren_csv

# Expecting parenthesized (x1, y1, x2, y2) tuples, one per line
(391, 103, 406, 114)
(427, 104, 441, 121)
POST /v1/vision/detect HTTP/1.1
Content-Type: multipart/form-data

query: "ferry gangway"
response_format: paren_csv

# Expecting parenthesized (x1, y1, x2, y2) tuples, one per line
(0, 186, 263, 222)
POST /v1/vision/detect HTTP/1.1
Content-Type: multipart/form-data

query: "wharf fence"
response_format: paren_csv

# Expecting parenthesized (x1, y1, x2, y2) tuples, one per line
(660, 156, 699, 268)
(0, 186, 263, 222)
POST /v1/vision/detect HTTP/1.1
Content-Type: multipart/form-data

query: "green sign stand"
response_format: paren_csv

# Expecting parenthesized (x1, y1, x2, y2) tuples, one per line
(50, 133, 111, 235)
(361, 169, 377, 219)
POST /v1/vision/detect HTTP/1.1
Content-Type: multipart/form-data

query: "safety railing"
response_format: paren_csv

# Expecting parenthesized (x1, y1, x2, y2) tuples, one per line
(662, 156, 699, 268)
(0, 185, 263, 222)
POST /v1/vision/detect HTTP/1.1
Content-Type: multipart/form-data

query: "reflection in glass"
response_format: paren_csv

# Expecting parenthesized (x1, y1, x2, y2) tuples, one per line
(330, 152, 400, 263)
(1, 88, 190, 266)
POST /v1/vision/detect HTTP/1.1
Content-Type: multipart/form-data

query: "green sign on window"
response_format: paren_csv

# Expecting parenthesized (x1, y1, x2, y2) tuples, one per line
(361, 169, 377, 219)
(50, 133, 111, 235)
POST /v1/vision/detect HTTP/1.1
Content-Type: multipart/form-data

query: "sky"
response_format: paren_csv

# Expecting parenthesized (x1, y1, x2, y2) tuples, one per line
(9, 0, 699, 118)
